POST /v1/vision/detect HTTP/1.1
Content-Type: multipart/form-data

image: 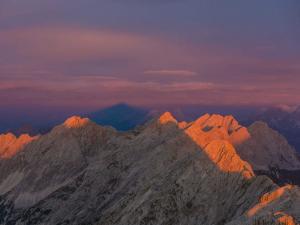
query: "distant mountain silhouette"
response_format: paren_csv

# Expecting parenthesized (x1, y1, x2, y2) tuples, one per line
(243, 106, 300, 153)
(87, 103, 152, 131)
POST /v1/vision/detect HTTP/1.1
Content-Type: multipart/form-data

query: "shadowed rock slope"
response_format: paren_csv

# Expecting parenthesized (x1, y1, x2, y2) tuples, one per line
(0, 113, 299, 225)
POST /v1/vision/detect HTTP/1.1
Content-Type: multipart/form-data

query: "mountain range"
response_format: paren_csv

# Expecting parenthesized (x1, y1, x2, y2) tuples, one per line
(0, 112, 299, 224)
(2, 104, 300, 156)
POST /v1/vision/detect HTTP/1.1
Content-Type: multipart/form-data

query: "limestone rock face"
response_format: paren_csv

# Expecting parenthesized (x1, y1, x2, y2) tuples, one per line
(203, 140, 254, 179)
(185, 114, 251, 149)
(0, 114, 299, 225)
(183, 114, 300, 172)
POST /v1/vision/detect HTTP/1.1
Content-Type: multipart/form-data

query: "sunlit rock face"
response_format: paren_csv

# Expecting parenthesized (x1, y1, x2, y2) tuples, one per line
(0, 113, 299, 225)
(183, 113, 300, 172)
(0, 133, 38, 159)
(63, 116, 91, 129)
(203, 140, 254, 179)
(185, 114, 251, 149)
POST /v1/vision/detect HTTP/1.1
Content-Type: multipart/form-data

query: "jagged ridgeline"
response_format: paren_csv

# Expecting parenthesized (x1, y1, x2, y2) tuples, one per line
(0, 113, 299, 225)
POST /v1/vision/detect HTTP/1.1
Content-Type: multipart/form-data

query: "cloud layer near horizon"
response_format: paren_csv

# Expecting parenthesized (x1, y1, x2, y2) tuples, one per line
(0, 0, 299, 110)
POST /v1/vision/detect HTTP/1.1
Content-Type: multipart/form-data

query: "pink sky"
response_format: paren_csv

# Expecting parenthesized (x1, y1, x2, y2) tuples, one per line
(0, 1, 299, 110)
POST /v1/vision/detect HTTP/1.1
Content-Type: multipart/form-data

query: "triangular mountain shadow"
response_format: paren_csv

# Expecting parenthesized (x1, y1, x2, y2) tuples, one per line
(87, 103, 152, 131)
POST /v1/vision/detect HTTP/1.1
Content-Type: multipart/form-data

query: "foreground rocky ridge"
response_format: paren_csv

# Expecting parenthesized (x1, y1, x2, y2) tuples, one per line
(0, 113, 299, 225)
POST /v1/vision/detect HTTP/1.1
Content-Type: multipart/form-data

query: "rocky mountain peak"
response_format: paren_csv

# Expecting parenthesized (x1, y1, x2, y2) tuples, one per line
(0, 132, 16, 140)
(0, 132, 38, 158)
(180, 113, 300, 175)
(235, 121, 300, 171)
(185, 114, 248, 148)
(192, 113, 242, 134)
(194, 113, 210, 124)
(63, 116, 91, 128)
(134, 113, 255, 179)
(158, 111, 177, 125)
(249, 121, 271, 131)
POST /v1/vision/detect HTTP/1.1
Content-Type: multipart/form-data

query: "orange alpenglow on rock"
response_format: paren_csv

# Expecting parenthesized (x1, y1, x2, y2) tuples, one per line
(183, 113, 300, 172)
(63, 116, 90, 128)
(202, 140, 254, 179)
(247, 185, 293, 217)
(184, 114, 251, 149)
(182, 114, 254, 178)
(274, 212, 296, 225)
(158, 112, 177, 125)
(0, 133, 38, 158)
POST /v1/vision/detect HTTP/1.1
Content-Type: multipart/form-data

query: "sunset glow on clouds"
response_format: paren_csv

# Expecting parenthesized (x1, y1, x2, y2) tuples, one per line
(0, 0, 299, 110)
